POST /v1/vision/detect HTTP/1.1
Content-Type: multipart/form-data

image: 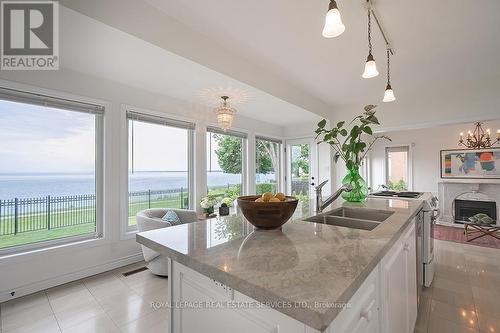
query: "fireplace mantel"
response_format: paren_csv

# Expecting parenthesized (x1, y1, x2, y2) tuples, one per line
(438, 182, 500, 225)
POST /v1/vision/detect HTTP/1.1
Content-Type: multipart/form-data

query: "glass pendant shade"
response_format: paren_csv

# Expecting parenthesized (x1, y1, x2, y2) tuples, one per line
(322, 1, 345, 38)
(215, 97, 236, 131)
(383, 84, 396, 102)
(362, 53, 379, 78)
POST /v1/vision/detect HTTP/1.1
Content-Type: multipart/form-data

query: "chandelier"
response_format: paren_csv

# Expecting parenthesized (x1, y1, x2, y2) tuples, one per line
(215, 96, 236, 131)
(459, 122, 500, 149)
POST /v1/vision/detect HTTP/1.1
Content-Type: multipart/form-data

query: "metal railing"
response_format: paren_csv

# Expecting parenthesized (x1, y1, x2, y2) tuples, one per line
(0, 188, 189, 236)
(0, 182, 280, 237)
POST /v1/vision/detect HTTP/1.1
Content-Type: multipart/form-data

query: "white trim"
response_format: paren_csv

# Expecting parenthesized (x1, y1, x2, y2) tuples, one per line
(0, 84, 106, 256)
(375, 115, 500, 133)
(0, 79, 110, 109)
(254, 136, 283, 194)
(383, 144, 414, 191)
(285, 138, 317, 199)
(0, 234, 105, 259)
(123, 104, 197, 126)
(205, 126, 248, 196)
(0, 252, 143, 303)
(121, 104, 195, 235)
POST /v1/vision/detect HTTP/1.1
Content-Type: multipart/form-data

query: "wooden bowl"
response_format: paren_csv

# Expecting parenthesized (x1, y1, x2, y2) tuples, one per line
(237, 195, 298, 230)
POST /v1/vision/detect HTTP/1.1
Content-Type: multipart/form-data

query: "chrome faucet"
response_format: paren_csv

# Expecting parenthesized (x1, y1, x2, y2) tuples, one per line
(313, 180, 353, 213)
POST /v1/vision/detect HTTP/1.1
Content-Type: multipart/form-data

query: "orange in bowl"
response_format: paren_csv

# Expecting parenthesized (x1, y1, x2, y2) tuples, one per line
(237, 195, 298, 230)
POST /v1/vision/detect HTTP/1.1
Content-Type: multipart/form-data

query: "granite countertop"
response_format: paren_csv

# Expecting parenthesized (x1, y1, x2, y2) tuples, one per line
(136, 198, 424, 331)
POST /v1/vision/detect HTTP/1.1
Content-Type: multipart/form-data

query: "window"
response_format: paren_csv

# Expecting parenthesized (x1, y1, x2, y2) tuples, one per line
(127, 111, 194, 228)
(385, 146, 411, 191)
(0, 87, 103, 251)
(206, 127, 246, 205)
(255, 136, 282, 195)
(289, 143, 311, 199)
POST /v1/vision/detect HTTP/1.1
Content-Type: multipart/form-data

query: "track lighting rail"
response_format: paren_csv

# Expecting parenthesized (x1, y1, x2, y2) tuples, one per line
(371, 9, 394, 55)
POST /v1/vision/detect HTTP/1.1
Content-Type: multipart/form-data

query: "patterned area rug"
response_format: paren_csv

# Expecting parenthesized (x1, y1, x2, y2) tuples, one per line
(434, 224, 500, 249)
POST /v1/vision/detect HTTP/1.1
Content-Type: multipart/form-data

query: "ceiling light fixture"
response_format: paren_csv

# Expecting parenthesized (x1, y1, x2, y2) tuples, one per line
(459, 122, 500, 149)
(215, 96, 236, 131)
(362, 8, 379, 78)
(322, 0, 345, 38)
(383, 48, 396, 102)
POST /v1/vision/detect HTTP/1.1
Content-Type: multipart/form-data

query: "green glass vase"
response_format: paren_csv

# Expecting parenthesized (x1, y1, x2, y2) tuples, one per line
(341, 167, 368, 202)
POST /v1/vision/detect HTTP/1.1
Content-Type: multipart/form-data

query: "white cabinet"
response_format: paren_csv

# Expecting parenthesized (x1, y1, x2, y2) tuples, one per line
(380, 220, 417, 333)
(325, 267, 380, 333)
(170, 261, 312, 333)
(167, 220, 418, 333)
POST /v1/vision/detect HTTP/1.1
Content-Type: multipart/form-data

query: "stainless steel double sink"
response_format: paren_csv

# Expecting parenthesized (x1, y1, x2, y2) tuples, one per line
(304, 207, 394, 231)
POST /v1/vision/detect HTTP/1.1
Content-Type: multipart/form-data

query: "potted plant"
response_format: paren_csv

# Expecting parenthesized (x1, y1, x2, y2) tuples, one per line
(315, 105, 391, 202)
(200, 195, 218, 217)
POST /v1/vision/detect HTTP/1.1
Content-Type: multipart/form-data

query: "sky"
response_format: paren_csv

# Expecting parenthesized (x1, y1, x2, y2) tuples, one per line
(0, 99, 223, 174)
(0, 100, 95, 173)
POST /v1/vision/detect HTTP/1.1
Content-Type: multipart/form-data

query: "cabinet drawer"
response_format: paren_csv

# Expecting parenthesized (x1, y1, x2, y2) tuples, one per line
(173, 261, 234, 301)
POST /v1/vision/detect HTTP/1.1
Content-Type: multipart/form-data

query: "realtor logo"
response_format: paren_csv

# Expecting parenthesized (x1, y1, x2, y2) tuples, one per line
(1, 0, 59, 70)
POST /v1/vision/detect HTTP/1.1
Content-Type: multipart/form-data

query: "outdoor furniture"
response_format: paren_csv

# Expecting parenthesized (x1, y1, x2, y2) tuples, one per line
(463, 221, 500, 242)
(136, 208, 197, 276)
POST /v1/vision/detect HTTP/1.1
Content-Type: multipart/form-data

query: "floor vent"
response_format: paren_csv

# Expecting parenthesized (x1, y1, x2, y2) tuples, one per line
(122, 266, 148, 277)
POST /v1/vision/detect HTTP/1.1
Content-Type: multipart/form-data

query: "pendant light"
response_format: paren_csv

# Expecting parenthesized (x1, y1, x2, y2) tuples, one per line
(322, 0, 345, 38)
(362, 9, 379, 78)
(383, 49, 396, 102)
(215, 96, 236, 131)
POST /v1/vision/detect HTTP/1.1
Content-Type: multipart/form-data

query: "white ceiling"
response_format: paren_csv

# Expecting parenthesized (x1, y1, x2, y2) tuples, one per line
(58, 6, 322, 126)
(60, 0, 500, 130)
(142, 0, 500, 125)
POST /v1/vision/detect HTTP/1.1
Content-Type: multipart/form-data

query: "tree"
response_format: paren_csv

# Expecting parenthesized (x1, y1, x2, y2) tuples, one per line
(213, 134, 279, 174)
(291, 144, 309, 178)
(213, 134, 242, 174)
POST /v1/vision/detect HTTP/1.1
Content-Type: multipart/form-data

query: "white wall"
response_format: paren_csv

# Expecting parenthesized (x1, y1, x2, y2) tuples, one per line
(0, 68, 285, 302)
(369, 120, 500, 194)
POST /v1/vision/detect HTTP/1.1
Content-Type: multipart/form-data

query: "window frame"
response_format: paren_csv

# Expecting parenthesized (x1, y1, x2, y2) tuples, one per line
(384, 144, 413, 191)
(206, 126, 248, 196)
(255, 135, 283, 194)
(122, 106, 195, 234)
(0, 86, 105, 256)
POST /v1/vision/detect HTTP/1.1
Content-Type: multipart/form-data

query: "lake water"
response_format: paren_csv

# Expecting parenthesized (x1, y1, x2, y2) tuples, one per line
(0, 172, 276, 200)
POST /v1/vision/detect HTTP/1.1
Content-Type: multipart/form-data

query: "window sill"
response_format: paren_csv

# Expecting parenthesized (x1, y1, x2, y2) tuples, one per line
(121, 226, 139, 241)
(0, 234, 106, 260)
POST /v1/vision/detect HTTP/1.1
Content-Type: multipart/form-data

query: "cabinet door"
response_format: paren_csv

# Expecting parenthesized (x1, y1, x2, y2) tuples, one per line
(381, 220, 418, 333)
(171, 261, 310, 333)
(381, 240, 407, 333)
(404, 222, 418, 333)
(326, 267, 379, 333)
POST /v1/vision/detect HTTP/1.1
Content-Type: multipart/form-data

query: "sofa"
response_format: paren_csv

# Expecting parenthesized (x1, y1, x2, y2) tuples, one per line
(136, 208, 198, 276)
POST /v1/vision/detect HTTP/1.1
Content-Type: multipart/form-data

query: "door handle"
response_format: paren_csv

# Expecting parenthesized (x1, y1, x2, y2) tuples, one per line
(360, 299, 376, 322)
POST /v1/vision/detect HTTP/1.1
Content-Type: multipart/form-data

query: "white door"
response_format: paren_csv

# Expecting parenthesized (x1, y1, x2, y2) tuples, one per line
(285, 138, 317, 201)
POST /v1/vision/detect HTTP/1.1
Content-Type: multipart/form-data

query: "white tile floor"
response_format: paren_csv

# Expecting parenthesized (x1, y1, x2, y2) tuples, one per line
(415, 240, 500, 333)
(0, 262, 169, 333)
(1, 239, 499, 333)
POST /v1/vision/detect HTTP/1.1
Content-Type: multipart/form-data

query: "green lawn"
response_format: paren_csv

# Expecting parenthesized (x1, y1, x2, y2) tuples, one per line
(0, 223, 95, 249)
(0, 195, 187, 249)
(1, 184, 274, 250)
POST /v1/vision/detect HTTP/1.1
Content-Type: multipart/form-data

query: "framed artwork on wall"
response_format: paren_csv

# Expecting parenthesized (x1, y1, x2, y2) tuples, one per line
(440, 148, 500, 179)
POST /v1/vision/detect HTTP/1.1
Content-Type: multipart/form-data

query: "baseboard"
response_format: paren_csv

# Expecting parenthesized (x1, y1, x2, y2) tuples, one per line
(0, 252, 144, 303)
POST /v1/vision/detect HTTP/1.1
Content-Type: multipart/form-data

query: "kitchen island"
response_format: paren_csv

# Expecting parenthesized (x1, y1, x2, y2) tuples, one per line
(136, 198, 424, 333)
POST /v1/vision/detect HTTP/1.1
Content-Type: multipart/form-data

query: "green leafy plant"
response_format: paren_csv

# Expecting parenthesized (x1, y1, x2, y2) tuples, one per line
(315, 105, 391, 169)
(388, 179, 408, 191)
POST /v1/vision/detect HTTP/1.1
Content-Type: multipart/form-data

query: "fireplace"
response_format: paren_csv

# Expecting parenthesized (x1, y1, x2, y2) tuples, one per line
(454, 199, 497, 224)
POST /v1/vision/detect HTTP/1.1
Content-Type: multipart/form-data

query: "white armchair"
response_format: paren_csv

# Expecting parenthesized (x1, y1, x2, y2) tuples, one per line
(136, 208, 198, 276)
